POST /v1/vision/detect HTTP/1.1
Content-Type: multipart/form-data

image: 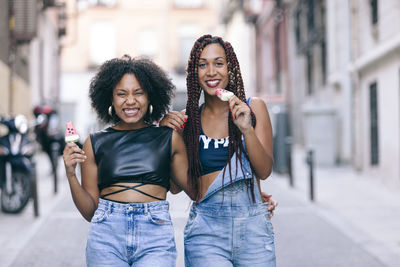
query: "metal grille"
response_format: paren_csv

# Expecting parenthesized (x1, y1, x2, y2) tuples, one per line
(369, 82, 379, 165)
(370, 0, 378, 25)
(43, 0, 56, 8)
(13, 0, 38, 42)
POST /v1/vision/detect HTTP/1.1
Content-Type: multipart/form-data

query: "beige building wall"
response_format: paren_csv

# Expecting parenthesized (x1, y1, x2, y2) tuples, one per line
(12, 75, 31, 117)
(0, 61, 10, 114)
(62, 0, 220, 73)
(62, 2, 167, 70)
(60, 0, 221, 138)
(0, 61, 31, 118)
(167, 1, 220, 71)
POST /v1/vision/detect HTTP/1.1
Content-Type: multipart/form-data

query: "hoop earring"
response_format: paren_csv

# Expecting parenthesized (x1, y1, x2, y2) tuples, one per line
(108, 106, 113, 116)
(149, 104, 153, 115)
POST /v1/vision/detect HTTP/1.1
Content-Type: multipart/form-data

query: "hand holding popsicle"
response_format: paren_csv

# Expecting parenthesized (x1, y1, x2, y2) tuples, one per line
(63, 121, 85, 178)
(215, 88, 234, 101)
(65, 121, 80, 143)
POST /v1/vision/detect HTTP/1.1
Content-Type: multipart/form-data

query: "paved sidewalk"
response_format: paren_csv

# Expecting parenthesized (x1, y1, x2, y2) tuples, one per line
(265, 146, 400, 267)
(2, 149, 400, 266)
(0, 153, 88, 267)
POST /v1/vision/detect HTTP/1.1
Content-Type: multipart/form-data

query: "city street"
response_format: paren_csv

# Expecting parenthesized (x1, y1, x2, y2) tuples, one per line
(1, 148, 399, 267)
(1, 1, 400, 266)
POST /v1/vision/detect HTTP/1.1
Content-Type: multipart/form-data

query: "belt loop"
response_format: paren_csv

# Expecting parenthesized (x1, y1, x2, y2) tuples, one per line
(145, 204, 148, 214)
(103, 198, 107, 209)
(104, 199, 110, 213)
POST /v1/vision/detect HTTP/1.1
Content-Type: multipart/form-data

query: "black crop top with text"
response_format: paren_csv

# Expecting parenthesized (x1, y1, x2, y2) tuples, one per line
(90, 126, 172, 191)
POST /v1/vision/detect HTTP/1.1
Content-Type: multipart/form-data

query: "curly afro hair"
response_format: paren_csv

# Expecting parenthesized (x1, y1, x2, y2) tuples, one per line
(89, 55, 175, 124)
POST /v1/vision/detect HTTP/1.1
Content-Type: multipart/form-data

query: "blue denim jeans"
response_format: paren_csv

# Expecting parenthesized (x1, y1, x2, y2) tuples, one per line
(184, 180, 276, 267)
(86, 198, 177, 267)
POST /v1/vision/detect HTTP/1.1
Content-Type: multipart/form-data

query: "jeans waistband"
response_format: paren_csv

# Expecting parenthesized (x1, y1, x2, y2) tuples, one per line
(191, 201, 269, 217)
(98, 198, 169, 214)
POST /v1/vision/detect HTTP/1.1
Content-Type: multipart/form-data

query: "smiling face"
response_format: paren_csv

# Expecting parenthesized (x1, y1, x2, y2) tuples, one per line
(112, 73, 149, 129)
(197, 43, 229, 96)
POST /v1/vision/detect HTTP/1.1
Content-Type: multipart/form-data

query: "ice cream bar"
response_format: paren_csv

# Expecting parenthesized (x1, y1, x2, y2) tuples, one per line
(215, 88, 234, 101)
(65, 121, 80, 143)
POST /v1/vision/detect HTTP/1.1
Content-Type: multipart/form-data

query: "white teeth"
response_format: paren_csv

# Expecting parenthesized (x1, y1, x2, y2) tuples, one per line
(207, 80, 219, 86)
(124, 109, 139, 115)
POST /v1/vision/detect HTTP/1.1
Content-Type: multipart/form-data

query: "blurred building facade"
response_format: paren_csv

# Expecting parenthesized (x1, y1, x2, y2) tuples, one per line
(285, 0, 400, 185)
(60, 0, 221, 137)
(218, 0, 258, 98)
(0, 0, 66, 118)
(221, 0, 400, 185)
(349, 0, 400, 185)
(219, 0, 291, 173)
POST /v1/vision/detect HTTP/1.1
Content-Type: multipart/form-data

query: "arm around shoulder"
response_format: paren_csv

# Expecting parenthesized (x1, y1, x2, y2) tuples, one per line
(170, 130, 196, 200)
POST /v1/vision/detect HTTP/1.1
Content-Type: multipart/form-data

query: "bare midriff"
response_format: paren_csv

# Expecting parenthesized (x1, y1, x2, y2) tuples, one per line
(198, 170, 262, 202)
(198, 171, 220, 200)
(100, 183, 167, 203)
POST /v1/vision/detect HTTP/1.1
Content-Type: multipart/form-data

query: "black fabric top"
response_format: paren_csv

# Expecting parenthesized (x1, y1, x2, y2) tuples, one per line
(90, 126, 172, 191)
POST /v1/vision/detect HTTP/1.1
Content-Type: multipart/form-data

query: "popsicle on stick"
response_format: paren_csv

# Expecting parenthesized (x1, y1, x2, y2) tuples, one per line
(215, 88, 234, 101)
(65, 121, 80, 143)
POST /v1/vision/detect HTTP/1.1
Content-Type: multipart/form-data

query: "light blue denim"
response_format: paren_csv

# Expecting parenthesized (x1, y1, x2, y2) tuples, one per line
(86, 198, 177, 267)
(184, 153, 276, 267)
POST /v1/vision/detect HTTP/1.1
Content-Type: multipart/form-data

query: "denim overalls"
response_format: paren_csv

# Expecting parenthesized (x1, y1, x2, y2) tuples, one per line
(184, 152, 276, 267)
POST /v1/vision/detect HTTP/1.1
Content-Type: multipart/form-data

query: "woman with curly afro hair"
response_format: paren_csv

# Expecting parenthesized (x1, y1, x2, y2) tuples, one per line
(63, 55, 195, 267)
(160, 35, 276, 266)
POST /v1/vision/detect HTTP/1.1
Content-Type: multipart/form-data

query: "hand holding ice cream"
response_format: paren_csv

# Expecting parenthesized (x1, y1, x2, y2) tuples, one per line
(215, 88, 234, 101)
(65, 121, 80, 143)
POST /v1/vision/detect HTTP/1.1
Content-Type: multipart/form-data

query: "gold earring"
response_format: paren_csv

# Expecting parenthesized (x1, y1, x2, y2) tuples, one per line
(149, 104, 153, 115)
(108, 106, 113, 116)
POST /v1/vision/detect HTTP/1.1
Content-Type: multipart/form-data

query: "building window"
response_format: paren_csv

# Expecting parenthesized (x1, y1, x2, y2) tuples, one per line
(174, 0, 204, 8)
(274, 20, 281, 93)
(320, 2, 326, 85)
(177, 37, 195, 73)
(369, 82, 379, 165)
(78, 0, 116, 10)
(306, 51, 313, 95)
(307, 0, 315, 30)
(321, 39, 326, 84)
(175, 24, 197, 74)
(295, 10, 301, 49)
(89, 21, 116, 67)
(370, 0, 378, 25)
(138, 29, 157, 57)
(88, 0, 116, 7)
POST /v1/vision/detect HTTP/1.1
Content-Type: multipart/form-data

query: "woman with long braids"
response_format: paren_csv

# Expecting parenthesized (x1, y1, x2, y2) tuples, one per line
(63, 55, 194, 266)
(161, 34, 276, 266)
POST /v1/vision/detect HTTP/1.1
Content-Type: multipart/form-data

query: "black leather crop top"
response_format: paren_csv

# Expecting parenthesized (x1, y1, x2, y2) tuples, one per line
(90, 126, 172, 191)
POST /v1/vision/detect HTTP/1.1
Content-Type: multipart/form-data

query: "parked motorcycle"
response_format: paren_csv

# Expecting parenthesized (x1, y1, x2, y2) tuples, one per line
(33, 105, 64, 194)
(0, 114, 38, 215)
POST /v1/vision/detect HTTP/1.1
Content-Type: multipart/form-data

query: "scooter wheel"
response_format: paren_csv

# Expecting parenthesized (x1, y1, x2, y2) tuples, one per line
(1, 170, 31, 214)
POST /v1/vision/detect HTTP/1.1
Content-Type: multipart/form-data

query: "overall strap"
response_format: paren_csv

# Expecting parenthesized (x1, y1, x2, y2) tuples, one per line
(247, 97, 253, 125)
(246, 97, 252, 106)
